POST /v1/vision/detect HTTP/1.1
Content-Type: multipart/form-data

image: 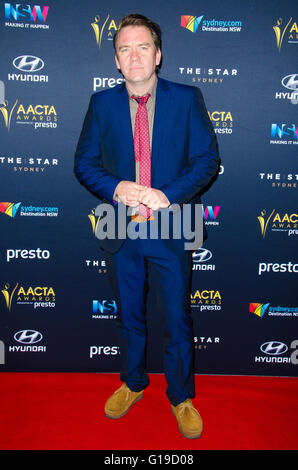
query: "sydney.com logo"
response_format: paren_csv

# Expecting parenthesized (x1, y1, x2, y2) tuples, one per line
(181, 14, 242, 33)
(0, 202, 58, 218)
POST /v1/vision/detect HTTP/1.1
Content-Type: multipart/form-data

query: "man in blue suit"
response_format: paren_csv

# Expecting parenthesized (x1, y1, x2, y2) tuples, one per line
(74, 14, 219, 439)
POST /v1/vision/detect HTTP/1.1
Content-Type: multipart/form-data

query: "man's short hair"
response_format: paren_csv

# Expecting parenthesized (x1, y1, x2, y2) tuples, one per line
(113, 13, 162, 59)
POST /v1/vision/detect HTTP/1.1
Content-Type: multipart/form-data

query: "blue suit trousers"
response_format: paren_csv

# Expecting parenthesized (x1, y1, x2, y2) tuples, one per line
(104, 231, 195, 406)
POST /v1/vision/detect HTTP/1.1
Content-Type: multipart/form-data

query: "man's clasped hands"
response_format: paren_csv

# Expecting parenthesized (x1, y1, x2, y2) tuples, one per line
(115, 180, 170, 211)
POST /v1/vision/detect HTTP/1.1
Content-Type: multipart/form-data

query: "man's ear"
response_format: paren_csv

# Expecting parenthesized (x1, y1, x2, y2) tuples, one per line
(115, 54, 120, 70)
(155, 48, 162, 68)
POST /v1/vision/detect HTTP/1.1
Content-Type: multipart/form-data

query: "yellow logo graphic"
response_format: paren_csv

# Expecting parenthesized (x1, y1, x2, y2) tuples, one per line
(0, 99, 18, 131)
(91, 14, 118, 48)
(88, 208, 101, 235)
(273, 17, 293, 51)
(257, 209, 275, 238)
(1, 283, 18, 311)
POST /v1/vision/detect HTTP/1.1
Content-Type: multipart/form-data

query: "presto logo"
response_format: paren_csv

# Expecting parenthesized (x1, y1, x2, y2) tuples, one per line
(6, 248, 50, 262)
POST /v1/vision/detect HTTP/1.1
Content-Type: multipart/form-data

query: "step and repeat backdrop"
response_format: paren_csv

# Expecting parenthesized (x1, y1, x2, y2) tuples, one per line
(0, 0, 297, 376)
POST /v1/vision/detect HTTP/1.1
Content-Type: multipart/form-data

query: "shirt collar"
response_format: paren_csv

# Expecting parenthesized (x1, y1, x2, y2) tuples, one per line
(126, 77, 158, 101)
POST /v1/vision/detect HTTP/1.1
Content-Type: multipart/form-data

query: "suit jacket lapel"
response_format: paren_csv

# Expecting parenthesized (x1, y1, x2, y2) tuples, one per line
(151, 78, 171, 182)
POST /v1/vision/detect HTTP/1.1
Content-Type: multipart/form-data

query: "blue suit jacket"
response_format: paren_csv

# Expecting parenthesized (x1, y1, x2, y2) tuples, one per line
(74, 77, 219, 252)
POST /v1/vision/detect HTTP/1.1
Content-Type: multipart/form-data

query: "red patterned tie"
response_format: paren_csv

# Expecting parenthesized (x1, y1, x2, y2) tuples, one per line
(132, 94, 152, 219)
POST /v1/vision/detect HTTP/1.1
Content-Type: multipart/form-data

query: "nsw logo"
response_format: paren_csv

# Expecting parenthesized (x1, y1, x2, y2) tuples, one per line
(202, 205, 220, 226)
(4, 4, 49, 23)
(92, 300, 117, 319)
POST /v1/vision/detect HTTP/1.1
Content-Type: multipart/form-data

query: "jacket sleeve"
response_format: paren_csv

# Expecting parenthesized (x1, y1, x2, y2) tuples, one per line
(160, 87, 219, 205)
(74, 94, 122, 204)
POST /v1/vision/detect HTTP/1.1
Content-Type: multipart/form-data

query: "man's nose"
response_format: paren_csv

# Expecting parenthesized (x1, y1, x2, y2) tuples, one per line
(130, 48, 140, 61)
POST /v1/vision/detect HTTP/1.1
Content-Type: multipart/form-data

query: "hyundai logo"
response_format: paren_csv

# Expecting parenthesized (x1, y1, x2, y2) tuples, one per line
(260, 341, 288, 355)
(192, 248, 212, 262)
(14, 330, 43, 344)
(281, 74, 298, 91)
(13, 55, 44, 72)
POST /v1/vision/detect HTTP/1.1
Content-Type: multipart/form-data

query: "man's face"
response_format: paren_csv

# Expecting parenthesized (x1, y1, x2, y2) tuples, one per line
(115, 25, 161, 90)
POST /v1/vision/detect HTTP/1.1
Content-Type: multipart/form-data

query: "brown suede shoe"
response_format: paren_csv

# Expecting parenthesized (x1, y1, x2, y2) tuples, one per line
(104, 383, 144, 419)
(171, 398, 203, 439)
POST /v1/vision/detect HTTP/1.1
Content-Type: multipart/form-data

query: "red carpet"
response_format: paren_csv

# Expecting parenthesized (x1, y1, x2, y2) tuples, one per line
(0, 373, 297, 450)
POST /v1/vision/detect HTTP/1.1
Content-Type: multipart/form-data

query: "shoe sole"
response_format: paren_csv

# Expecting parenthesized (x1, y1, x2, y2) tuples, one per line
(178, 427, 202, 439)
(171, 407, 202, 439)
(105, 392, 143, 419)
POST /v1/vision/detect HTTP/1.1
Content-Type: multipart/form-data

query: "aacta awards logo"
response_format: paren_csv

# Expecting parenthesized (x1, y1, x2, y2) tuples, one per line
(16, 103, 58, 129)
(257, 209, 298, 238)
(1, 282, 55, 311)
(0, 82, 57, 131)
(91, 14, 118, 48)
(273, 17, 298, 52)
(191, 289, 222, 312)
(208, 111, 233, 135)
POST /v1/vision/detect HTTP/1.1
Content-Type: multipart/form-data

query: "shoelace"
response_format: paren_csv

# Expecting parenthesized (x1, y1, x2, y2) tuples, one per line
(114, 384, 129, 395)
(114, 384, 137, 400)
(176, 399, 199, 418)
